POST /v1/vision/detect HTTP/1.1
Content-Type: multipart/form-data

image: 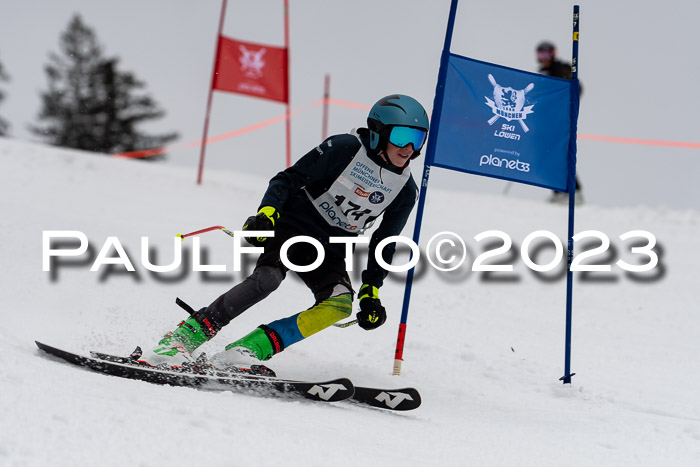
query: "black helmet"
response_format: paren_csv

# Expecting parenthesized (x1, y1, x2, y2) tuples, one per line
(536, 41, 556, 52)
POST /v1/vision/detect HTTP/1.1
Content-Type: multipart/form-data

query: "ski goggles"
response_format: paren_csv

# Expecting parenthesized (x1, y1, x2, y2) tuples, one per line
(388, 126, 427, 150)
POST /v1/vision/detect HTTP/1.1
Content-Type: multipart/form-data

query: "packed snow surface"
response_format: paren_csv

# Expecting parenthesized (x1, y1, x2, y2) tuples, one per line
(1, 137, 699, 466)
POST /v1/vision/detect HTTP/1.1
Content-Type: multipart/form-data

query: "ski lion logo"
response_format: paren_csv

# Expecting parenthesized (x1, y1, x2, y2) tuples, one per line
(239, 45, 266, 79)
(484, 74, 535, 132)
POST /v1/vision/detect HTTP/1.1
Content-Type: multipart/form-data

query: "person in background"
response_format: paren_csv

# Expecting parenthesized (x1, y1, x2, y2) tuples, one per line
(536, 41, 584, 205)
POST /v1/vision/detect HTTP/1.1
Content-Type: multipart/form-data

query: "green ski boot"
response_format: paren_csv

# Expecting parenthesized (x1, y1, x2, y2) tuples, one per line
(141, 314, 216, 368)
(209, 326, 282, 370)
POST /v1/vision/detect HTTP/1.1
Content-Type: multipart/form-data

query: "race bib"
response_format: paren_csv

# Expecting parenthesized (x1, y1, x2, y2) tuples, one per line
(307, 132, 410, 233)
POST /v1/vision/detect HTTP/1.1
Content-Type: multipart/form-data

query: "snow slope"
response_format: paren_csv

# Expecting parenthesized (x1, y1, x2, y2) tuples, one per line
(1, 136, 699, 466)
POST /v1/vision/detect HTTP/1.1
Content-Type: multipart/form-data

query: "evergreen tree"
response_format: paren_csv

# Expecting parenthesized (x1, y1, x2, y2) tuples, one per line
(31, 15, 177, 158)
(0, 54, 9, 136)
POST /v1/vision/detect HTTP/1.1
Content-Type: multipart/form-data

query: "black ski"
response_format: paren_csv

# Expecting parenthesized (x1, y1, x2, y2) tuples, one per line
(351, 386, 422, 411)
(35, 341, 353, 403)
(84, 344, 421, 411)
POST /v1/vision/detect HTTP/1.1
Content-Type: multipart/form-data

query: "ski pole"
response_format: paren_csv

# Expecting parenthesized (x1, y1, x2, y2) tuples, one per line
(177, 227, 357, 330)
(177, 225, 235, 240)
(333, 319, 357, 328)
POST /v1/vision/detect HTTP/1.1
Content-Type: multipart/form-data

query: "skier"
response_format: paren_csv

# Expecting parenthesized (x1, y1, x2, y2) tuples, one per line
(536, 40, 574, 80)
(142, 94, 429, 370)
(536, 40, 584, 205)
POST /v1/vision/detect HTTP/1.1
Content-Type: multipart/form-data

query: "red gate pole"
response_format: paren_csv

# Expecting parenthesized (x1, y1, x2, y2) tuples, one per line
(284, 0, 292, 167)
(322, 74, 330, 140)
(197, 0, 228, 185)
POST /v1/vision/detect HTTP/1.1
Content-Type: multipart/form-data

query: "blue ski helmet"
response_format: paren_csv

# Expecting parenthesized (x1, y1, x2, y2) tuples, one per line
(367, 94, 429, 158)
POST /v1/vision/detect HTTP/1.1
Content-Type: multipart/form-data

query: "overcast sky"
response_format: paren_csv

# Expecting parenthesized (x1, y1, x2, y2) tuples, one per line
(1, 0, 699, 210)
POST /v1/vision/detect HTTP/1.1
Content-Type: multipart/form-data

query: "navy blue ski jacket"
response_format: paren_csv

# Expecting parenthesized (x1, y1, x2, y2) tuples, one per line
(258, 128, 418, 289)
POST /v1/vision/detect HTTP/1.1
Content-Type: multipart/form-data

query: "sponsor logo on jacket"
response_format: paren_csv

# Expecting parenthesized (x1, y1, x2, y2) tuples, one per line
(369, 192, 385, 204)
(354, 187, 370, 198)
(318, 201, 358, 230)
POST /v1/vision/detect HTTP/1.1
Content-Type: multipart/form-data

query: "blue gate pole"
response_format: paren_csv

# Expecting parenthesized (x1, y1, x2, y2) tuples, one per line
(561, 4, 580, 385)
(393, 0, 459, 375)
